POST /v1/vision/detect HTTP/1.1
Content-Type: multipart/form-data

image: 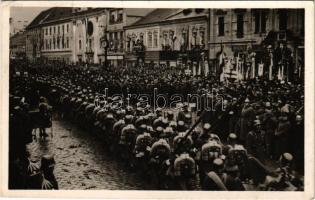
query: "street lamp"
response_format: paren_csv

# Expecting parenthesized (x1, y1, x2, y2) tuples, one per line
(99, 25, 108, 68)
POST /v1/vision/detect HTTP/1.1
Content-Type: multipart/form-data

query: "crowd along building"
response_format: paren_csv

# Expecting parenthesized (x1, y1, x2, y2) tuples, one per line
(71, 8, 106, 64)
(24, 7, 304, 81)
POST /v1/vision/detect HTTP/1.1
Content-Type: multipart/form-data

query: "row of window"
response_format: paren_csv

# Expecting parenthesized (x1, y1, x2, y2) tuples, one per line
(217, 10, 287, 38)
(44, 37, 70, 50)
(45, 24, 70, 36)
(109, 9, 124, 24)
(107, 31, 124, 51)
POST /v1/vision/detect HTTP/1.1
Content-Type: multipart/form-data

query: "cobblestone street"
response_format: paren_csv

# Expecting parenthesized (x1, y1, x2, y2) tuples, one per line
(27, 116, 153, 190)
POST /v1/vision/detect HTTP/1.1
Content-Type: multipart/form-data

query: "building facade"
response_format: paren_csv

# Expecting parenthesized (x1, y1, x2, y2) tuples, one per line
(208, 9, 304, 78)
(10, 31, 26, 59)
(105, 8, 152, 67)
(25, 7, 107, 64)
(25, 27, 42, 62)
(41, 20, 73, 63)
(72, 8, 107, 64)
(125, 9, 209, 75)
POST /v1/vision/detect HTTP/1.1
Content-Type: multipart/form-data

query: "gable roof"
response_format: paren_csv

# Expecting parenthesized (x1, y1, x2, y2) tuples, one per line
(128, 9, 181, 27)
(26, 8, 52, 29)
(125, 8, 154, 17)
(126, 8, 207, 28)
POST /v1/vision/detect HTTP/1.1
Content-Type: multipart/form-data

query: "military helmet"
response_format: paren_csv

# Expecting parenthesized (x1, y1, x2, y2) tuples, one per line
(125, 115, 134, 124)
(280, 152, 293, 167)
(177, 121, 186, 132)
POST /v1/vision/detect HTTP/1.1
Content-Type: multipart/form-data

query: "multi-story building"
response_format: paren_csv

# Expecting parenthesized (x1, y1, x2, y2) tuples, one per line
(105, 8, 152, 67)
(125, 9, 209, 75)
(72, 8, 106, 64)
(208, 9, 304, 76)
(26, 7, 108, 64)
(25, 8, 73, 63)
(40, 8, 74, 63)
(25, 8, 53, 62)
(10, 31, 26, 59)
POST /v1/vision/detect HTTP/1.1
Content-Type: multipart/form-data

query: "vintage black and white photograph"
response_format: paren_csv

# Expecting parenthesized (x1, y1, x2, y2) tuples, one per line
(6, 4, 309, 192)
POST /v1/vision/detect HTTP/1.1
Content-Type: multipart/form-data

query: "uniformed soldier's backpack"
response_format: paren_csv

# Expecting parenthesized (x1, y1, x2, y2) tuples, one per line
(174, 153, 196, 177)
(150, 139, 171, 159)
(201, 141, 222, 161)
(135, 132, 152, 152)
(227, 144, 248, 166)
(120, 124, 137, 145)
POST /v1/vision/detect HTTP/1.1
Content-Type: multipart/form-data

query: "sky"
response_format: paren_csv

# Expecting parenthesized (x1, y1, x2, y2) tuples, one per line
(10, 7, 50, 31)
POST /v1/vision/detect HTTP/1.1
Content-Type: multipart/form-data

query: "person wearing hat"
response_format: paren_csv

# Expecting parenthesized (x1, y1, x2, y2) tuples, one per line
(223, 133, 238, 155)
(289, 115, 304, 174)
(239, 97, 255, 144)
(263, 105, 277, 160)
(177, 102, 190, 122)
(246, 119, 267, 163)
(38, 97, 52, 140)
(274, 113, 291, 160)
(194, 123, 212, 150)
(227, 109, 239, 141)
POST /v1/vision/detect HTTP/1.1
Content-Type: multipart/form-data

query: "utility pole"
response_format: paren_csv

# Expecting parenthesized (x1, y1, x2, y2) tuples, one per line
(100, 24, 108, 68)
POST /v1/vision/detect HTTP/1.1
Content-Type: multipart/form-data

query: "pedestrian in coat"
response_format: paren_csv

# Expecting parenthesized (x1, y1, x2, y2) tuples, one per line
(239, 98, 255, 144)
(274, 113, 291, 160)
(246, 120, 267, 163)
